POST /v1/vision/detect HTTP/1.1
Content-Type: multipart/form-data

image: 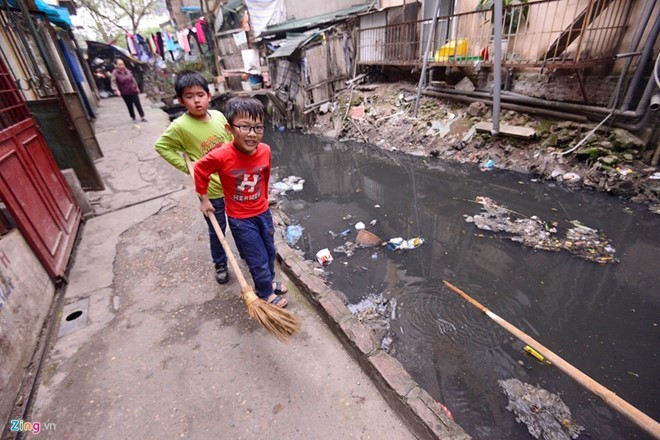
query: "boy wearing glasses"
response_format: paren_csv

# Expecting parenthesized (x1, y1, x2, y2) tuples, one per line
(194, 97, 288, 308)
(155, 70, 233, 285)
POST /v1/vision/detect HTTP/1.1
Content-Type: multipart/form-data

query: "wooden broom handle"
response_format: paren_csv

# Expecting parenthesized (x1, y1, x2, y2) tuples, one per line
(443, 280, 660, 439)
(184, 154, 252, 295)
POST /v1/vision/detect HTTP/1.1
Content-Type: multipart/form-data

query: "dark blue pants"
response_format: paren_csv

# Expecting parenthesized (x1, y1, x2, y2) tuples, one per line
(121, 93, 144, 119)
(203, 197, 228, 266)
(228, 210, 276, 299)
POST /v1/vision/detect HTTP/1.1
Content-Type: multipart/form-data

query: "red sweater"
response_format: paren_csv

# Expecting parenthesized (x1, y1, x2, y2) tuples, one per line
(194, 142, 271, 219)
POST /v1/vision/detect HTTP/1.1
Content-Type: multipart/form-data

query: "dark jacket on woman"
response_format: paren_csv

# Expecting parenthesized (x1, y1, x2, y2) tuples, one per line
(112, 68, 139, 95)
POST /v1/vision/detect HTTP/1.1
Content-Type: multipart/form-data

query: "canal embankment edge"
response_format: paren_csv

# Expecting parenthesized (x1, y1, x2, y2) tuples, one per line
(271, 210, 471, 440)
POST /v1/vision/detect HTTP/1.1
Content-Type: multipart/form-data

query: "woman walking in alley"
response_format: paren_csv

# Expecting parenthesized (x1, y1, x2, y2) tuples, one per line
(111, 59, 147, 122)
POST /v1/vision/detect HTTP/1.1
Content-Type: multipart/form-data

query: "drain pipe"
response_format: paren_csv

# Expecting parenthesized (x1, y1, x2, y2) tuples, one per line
(428, 71, 658, 122)
(621, 11, 660, 110)
(413, 0, 441, 118)
(652, 94, 660, 111)
(492, 0, 503, 134)
(609, 0, 657, 108)
(422, 89, 588, 121)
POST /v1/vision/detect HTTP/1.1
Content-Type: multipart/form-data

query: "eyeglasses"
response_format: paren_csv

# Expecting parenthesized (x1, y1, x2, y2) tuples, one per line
(231, 124, 265, 134)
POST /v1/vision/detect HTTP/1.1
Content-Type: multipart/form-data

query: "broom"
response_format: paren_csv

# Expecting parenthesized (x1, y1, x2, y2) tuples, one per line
(184, 154, 301, 341)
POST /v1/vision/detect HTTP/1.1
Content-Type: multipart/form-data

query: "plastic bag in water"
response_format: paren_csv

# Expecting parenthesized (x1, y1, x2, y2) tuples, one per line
(499, 379, 584, 440)
(285, 225, 304, 246)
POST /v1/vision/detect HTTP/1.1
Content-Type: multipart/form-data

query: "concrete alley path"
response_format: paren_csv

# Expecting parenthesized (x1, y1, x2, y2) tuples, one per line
(29, 96, 415, 439)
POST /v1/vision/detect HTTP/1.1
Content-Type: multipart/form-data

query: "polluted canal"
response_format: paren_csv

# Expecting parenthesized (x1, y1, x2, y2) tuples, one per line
(268, 129, 659, 440)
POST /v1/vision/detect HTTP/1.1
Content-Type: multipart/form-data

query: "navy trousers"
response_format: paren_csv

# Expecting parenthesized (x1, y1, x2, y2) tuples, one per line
(121, 93, 144, 119)
(227, 209, 276, 299)
(202, 197, 228, 266)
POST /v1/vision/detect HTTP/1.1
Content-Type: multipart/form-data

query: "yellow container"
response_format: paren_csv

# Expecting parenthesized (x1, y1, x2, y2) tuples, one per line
(435, 39, 468, 62)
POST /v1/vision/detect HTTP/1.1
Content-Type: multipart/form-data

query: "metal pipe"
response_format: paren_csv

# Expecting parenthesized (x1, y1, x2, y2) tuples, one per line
(422, 89, 589, 122)
(621, 10, 660, 110)
(413, 0, 442, 118)
(429, 72, 658, 120)
(608, 0, 657, 108)
(651, 94, 660, 112)
(613, 51, 643, 59)
(492, 0, 503, 134)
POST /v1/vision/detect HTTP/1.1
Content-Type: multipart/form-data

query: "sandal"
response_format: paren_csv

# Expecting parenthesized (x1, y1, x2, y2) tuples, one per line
(266, 293, 288, 308)
(273, 281, 288, 295)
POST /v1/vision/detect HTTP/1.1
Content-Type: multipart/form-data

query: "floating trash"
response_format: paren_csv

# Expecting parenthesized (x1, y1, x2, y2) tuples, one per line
(333, 242, 356, 257)
(315, 248, 333, 265)
(271, 176, 305, 194)
(466, 196, 618, 264)
(356, 230, 383, 247)
(499, 379, 584, 440)
(480, 158, 495, 170)
(285, 225, 304, 246)
(386, 237, 425, 251)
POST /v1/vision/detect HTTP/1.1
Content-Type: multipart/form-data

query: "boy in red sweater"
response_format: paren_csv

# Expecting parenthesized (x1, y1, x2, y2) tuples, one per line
(194, 97, 287, 307)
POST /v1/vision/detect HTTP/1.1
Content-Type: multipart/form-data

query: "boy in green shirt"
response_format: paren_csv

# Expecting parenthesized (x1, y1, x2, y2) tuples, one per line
(155, 70, 233, 284)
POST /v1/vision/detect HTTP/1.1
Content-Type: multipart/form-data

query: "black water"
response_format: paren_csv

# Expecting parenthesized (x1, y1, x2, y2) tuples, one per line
(268, 130, 659, 440)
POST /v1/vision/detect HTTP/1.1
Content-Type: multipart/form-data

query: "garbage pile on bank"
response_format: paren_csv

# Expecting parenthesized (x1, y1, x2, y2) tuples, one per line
(308, 81, 659, 214)
(347, 292, 397, 352)
(271, 175, 305, 194)
(465, 196, 618, 264)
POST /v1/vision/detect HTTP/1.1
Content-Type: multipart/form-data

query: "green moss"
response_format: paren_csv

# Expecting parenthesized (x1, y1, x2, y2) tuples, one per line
(535, 120, 554, 137)
(575, 147, 608, 160)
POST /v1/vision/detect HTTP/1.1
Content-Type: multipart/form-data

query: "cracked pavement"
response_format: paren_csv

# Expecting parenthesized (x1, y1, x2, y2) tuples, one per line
(27, 96, 415, 440)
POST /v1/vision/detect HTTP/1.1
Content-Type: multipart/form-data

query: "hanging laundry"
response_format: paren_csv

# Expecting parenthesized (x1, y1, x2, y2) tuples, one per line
(202, 20, 213, 46)
(188, 28, 203, 54)
(164, 31, 177, 61)
(164, 31, 177, 52)
(126, 33, 137, 55)
(135, 34, 151, 61)
(136, 34, 150, 56)
(147, 35, 160, 60)
(156, 32, 165, 57)
(148, 35, 158, 57)
(177, 29, 191, 53)
(195, 17, 207, 44)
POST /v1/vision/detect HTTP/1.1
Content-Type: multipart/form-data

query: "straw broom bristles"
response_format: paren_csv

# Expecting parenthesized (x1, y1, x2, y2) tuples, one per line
(242, 288, 302, 342)
(184, 154, 302, 341)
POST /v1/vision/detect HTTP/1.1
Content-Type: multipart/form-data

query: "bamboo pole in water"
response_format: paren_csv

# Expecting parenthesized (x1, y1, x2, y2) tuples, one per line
(442, 280, 660, 439)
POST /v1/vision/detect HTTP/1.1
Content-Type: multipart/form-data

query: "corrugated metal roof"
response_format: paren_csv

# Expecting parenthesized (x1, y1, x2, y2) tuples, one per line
(260, 3, 372, 38)
(267, 30, 320, 58)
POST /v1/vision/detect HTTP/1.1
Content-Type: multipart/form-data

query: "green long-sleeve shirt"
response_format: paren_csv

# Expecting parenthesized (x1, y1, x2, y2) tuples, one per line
(155, 110, 233, 199)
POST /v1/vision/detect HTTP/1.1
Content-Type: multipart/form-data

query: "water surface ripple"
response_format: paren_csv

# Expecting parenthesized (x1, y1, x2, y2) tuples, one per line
(270, 131, 659, 439)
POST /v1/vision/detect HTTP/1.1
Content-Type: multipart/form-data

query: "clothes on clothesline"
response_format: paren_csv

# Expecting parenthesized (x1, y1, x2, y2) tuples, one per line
(196, 17, 207, 44)
(122, 19, 213, 63)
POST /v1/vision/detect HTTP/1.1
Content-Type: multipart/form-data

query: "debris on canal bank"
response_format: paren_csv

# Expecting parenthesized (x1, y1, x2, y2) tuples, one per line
(271, 175, 305, 194)
(348, 292, 396, 353)
(499, 379, 585, 440)
(307, 81, 659, 214)
(465, 196, 618, 264)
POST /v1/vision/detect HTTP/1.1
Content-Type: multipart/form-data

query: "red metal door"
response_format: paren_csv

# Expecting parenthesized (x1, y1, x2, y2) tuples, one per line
(0, 55, 81, 280)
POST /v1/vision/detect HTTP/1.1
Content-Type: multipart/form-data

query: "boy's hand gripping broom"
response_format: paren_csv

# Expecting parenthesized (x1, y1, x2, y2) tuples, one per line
(184, 154, 301, 341)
